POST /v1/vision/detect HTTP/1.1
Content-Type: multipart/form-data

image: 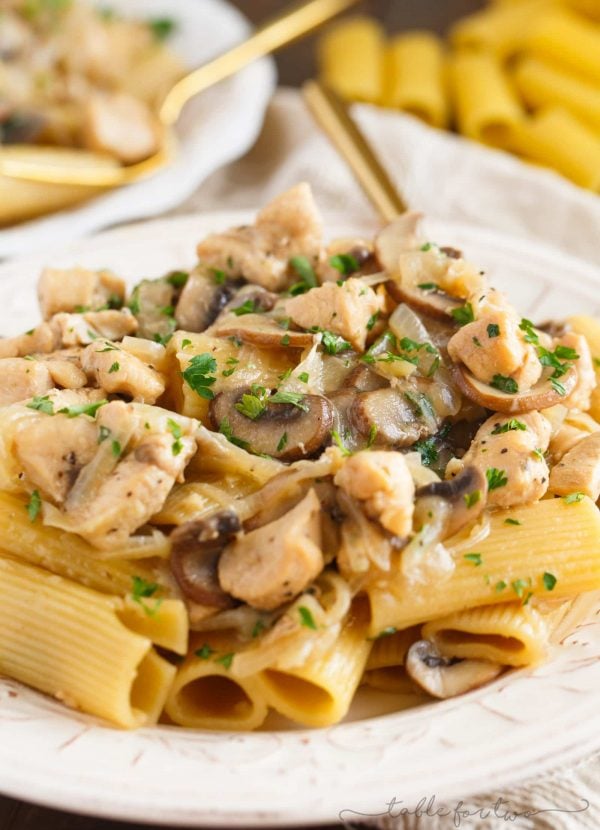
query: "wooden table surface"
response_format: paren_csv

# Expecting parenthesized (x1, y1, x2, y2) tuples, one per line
(1, 0, 483, 827)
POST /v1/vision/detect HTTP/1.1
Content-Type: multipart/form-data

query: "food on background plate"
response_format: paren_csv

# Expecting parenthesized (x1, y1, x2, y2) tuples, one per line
(1, 183, 600, 730)
(318, 0, 600, 191)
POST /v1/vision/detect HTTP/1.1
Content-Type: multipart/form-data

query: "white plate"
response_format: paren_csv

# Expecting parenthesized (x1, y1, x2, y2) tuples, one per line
(1, 212, 600, 826)
(0, 0, 275, 260)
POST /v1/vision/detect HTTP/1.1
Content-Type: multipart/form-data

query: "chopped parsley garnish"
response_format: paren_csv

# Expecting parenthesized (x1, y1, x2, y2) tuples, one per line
(550, 377, 567, 396)
(111, 440, 122, 458)
(167, 418, 183, 456)
(504, 518, 522, 526)
(472, 336, 482, 347)
(331, 429, 351, 456)
(487, 323, 500, 338)
(490, 374, 519, 394)
(486, 467, 508, 490)
(26, 490, 42, 522)
(413, 436, 438, 467)
(403, 390, 435, 420)
(166, 270, 189, 287)
(450, 302, 474, 326)
(252, 619, 266, 638)
(495, 580, 507, 593)
(231, 299, 258, 317)
(538, 345, 576, 379)
(519, 318, 539, 344)
(27, 395, 54, 415)
(464, 490, 481, 508)
(211, 268, 226, 285)
(316, 329, 352, 355)
(277, 432, 288, 452)
(417, 282, 439, 292)
(297, 371, 310, 383)
(153, 332, 173, 346)
(181, 338, 192, 349)
(131, 576, 162, 617)
(182, 353, 217, 400)
(289, 256, 318, 295)
(330, 253, 359, 276)
(367, 424, 378, 448)
(96, 342, 119, 352)
(235, 389, 268, 420)
(195, 644, 215, 659)
(160, 305, 175, 318)
(368, 626, 398, 641)
(108, 361, 120, 373)
(219, 417, 250, 450)
(270, 390, 309, 411)
(464, 553, 483, 566)
(58, 400, 108, 419)
(299, 606, 317, 630)
(280, 334, 290, 346)
(215, 653, 234, 670)
(543, 572, 557, 591)
(148, 16, 176, 40)
(420, 242, 434, 252)
(511, 579, 530, 599)
(366, 312, 379, 331)
(532, 448, 545, 461)
(563, 492, 585, 504)
(491, 419, 526, 435)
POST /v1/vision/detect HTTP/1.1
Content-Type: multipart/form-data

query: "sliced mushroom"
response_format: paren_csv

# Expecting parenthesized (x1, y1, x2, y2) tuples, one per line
(170, 510, 241, 608)
(405, 640, 503, 699)
(211, 313, 314, 348)
(350, 388, 439, 447)
(210, 389, 334, 461)
(175, 267, 240, 333)
(414, 465, 488, 540)
(451, 362, 578, 414)
(129, 277, 176, 342)
(344, 363, 388, 392)
(387, 281, 463, 320)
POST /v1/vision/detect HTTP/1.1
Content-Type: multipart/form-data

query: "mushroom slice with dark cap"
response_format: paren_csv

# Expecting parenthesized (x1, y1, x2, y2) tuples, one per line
(387, 281, 463, 321)
(211, 313, 314, 349)
(210, 389, 334, 461)
(350, 387, 440, 448)
(451, 362, 578, 414)
(405, 640, 503, 699)
(414, 465, 488, 541)
(170, 510, 241, 608)
(175, 266, 240, 333)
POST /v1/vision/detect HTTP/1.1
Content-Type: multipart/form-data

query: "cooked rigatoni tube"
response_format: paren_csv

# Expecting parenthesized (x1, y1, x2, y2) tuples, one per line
(449, 0, 556, 58)
(165, 632, 269, 731)
(568, 315, 600, 419)
(565, 0, 600, 20)
(367, 496, 600, 635)
(383, 32, 448, 128)
(527, 8, 600, 83)
(255, 604, 372, 728)
(510, 107, 600, 190)
(360, 625, 421, 694)
(318, 17, 385, 103)
(514, 57, 600, 133)
(0, 555, 176, 728)
(448, 51, 524, 147)
(422, 603, 552, 667)
(0, 490, 167, 596)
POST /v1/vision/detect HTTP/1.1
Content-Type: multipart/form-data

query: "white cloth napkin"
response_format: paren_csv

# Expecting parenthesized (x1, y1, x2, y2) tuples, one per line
(173, 88, 600, 828)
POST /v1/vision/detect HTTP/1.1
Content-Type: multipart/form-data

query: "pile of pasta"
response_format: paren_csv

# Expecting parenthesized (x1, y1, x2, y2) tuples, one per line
(318, 0, 600, 192)
(2, 183, 600, 731)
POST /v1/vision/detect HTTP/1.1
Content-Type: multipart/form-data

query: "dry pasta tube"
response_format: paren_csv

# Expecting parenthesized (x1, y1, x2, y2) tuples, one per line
(449, 0, 557, 57)
(0, 490, 167, 596)
(510, 107, 600, 190)
(568, 315, 600, 420)
(0, 555, 176, 728)
(514, 56, 600, 133)
(422, 602, 551, 667)
(527, 8, 600, 83)
(383, 32, 448, 128)
(448, 51, 524, 147)
(318, 17, 385, 103)
(367, 495, 600, 635)
(255, 600, 372, 728)
(165, 632, 268, 731)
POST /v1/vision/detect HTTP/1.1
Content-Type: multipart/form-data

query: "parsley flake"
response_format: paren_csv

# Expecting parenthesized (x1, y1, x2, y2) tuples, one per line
(490, 374, 519, 394)
(299, 606, 317, 630)
(26, 490, 42, 522)
(486, 467, 508, 490)
(131, 576, 162, 617)
(182, 353, 217, 400)
(563, 492, 585, 504)
(464, 553, 483, 566)
(330, 253, 359, 276)
(543, 572, 557, 591)
(491, 419, 526, 435)
(450, 303, 475, 326)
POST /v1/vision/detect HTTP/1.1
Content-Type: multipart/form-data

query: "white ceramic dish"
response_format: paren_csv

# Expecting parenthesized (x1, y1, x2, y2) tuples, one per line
(1, 212, 600, 826)
(0, 0, 275, 260)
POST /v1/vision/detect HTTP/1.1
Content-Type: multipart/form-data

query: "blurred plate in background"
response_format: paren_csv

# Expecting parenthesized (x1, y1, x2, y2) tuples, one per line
(0, 0, 275, 260)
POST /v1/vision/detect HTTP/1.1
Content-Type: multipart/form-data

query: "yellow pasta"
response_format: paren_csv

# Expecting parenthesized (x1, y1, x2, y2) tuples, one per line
(422, 602, 551, 666)
(510, 107, 600, 190)
(318, 17, 385, 103)
(0, 555, 176, 728)
(383, 32, 448, 128)
(118, 597, 189, 656)
(367, 496, 600, 635)
(514, 57, 600, 133)
(165, 632, 268, 731)
(362, 667, 420, 696)
(568, 315, 600, 419)
(526, 8, 600, 83)
(449, 0, 557, 57)
(366, 626, 420, 671)
(448, 51, 524, 147)
(0, 490, 168, 597)
(151, 478, 258, 526)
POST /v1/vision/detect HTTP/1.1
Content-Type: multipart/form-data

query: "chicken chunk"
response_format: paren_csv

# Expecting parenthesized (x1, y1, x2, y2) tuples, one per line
(0, 323, 60, 359)
(81, 341, 165, 403)
(196, 184, 323, 292)
(38, 266, 125, 320)
(14, 414, 98, 503)
(334, 450, 415, 537)
(45, 358, 88, 390)
(82, 91, 160, 164)
(218, 488, 323, 611)
(457, 411, 552, 508)
(0, 358, 54, 405)
(285, 278, 383, 352)
(559, 332, 596, 412)
(49, 309, 137, 349)
(448, 292, 542, 391)
(549, 432, 600, 501)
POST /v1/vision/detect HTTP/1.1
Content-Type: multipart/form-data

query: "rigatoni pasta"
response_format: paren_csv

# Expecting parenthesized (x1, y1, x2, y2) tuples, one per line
(383, 33, 448, 128)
